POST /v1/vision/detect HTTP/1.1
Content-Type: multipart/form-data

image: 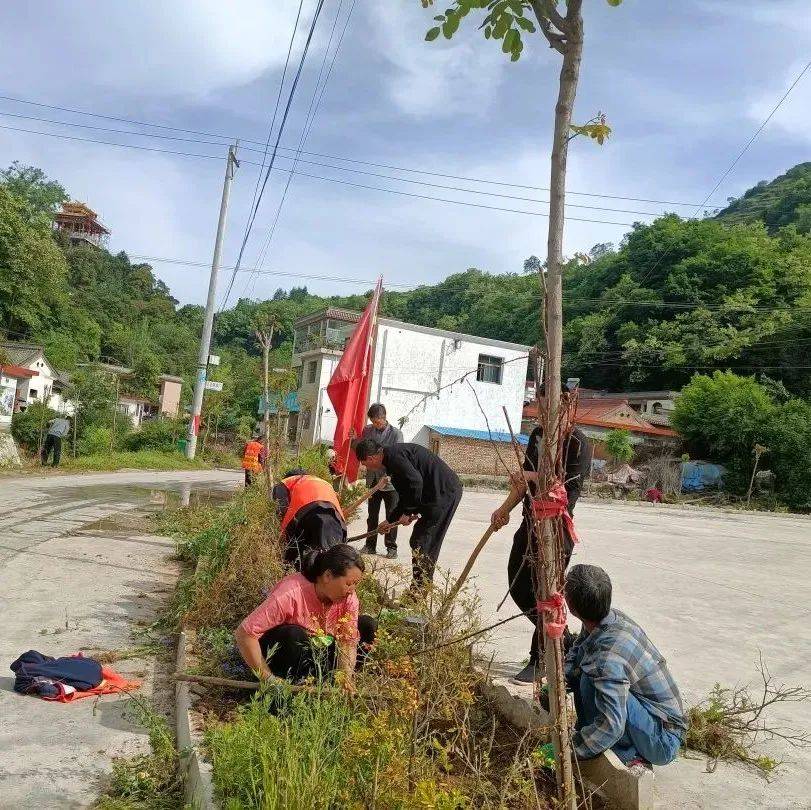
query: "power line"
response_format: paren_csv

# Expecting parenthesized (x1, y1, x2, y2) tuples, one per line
(635, 59, 811, 287)
(236, 0, 307, 304)
(0, 93, 719, 209)
(220, 0, 332, 309)
(126, 253, 811, 313)
(251, 0, 357, 277)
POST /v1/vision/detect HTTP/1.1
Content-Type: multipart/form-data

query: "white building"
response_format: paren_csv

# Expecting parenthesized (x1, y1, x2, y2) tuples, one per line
(0, 342, 73, 414)
(290, 308, 530, 448)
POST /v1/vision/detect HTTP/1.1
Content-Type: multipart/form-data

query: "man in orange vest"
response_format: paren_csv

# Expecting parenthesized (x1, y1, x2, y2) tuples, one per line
(272, 469, 347, 569)
(241, 433, 266, 487)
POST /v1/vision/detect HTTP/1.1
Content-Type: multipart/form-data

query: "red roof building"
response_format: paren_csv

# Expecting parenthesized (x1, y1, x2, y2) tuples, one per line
(54, 202, 110, 248)
(523, 396, 678, 440)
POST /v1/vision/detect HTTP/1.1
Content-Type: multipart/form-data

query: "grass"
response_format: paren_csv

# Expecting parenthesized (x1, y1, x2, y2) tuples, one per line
(95, 698, 182, 810)
(59, 449, 215, 472)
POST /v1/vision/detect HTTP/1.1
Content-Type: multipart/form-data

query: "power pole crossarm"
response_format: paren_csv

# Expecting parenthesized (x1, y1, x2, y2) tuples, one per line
(186, 144, 238, 460)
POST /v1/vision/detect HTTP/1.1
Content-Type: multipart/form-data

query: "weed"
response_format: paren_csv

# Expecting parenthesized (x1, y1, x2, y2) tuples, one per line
(95, 698, 181, 810)
(685, 657, 811, 777)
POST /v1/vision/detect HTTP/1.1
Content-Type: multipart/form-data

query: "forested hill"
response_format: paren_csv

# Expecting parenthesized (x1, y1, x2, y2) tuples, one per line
(715, 162, 811, 233)
(1, 161, 810, 441)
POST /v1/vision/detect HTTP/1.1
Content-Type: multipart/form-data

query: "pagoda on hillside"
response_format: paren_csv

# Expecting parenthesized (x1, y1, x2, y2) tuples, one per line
(53, 201, 110, 247)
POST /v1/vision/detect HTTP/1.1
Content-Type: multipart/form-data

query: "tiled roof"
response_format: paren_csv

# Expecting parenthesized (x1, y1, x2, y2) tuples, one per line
(429, 425, 529, 445)
(0, 364, 38, 379)
(523, 398, 678, 438)
(0, 341, 43, 366)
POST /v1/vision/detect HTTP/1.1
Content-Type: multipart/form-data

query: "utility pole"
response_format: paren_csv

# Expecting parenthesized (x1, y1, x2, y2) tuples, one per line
(186, 143, 238, 460)
(255, 325, 275, 488)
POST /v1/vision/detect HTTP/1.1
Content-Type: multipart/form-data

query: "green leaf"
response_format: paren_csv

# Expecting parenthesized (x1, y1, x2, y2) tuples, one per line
(442, 13, 460, 37)
(607, 0, 623, 5)
(484, 24, 492, 38)
(433, 15, 445, 21)
(425, 26, 441, 41)
(515, 16, 535, 32)
(502, 27, 518, 54)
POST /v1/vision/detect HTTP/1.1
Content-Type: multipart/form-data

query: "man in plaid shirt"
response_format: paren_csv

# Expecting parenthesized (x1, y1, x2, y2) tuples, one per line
(563, 564, 686, 768)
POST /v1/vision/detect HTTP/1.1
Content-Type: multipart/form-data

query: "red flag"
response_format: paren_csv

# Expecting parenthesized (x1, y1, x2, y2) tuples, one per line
(327, 277, 383, 482)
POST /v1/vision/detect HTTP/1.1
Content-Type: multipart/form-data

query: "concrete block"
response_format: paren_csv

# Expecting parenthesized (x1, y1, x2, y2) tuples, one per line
(0, 432, 21, 467)
(578, 749, 654, 810)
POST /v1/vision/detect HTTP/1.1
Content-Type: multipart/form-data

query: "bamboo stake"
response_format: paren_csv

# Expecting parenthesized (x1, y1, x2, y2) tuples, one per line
(433, 527, 494, 625)
(173, 672, 314, 693)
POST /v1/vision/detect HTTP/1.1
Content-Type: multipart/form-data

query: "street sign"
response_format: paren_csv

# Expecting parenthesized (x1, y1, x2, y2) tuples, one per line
(204, 380, 223, 392)
(208, 354, 220, 366)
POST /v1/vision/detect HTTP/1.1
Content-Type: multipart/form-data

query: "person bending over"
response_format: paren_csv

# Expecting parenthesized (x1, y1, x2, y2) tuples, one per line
(235, 544, 376, 689)
(354, 438, 462, 590)
(563, 564, 685, 770)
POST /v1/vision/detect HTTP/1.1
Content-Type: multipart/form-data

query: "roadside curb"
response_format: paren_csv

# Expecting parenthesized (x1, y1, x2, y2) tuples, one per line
(476, 667, 653, 810)
(175, 629, 218, 810)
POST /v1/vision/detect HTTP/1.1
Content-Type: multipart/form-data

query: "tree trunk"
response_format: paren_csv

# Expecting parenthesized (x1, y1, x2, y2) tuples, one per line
(536, 3, 583, 807)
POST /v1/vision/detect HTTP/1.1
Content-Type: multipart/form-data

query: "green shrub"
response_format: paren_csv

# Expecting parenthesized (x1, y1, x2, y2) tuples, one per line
(78, 425, 113, 455)
(764, 398, 811, 511)
(124, 417, 185, 452)
(10, 402, 58, 449)
(604, 428, 634, 464)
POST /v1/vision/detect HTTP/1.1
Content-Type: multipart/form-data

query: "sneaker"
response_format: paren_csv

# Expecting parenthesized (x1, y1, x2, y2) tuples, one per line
(626, 758, 653, 778)
(385, 548, 398, 560)
(361, 543, 376, 555)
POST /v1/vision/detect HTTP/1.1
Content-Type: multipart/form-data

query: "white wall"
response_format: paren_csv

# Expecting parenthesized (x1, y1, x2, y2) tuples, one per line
(371, 323, 528, 445)
(295, 323, 529, 448)
(0, 375, 17, 427)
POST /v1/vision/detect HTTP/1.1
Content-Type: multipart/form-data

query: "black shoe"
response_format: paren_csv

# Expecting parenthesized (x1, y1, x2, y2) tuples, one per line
(385, 548, 398, 560)
(510, 661, 542, 685)
(361, 543, 376, 555)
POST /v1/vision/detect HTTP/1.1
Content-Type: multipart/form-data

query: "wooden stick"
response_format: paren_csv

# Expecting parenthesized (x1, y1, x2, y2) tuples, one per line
(433, 526, 494, 625)
(172, 672, 316, 692)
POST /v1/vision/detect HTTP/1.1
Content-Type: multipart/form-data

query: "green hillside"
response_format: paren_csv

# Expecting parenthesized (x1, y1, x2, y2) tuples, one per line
(716, 162, 811, 233)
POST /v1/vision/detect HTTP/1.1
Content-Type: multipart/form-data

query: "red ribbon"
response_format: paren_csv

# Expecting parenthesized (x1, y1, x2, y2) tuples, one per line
(531, 481, 579, 543)
(537, 591, 567, 639)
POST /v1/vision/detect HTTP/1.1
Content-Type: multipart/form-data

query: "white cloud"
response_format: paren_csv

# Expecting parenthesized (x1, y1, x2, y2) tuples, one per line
(367, 2, 511, 118)
(0, 0, 313, 100)
(746, 60, 811, 144)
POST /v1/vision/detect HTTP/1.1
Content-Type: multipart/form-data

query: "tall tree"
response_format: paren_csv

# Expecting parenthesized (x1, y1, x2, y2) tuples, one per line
(420, 1, 621, 804)
(0, 161, 68, 224)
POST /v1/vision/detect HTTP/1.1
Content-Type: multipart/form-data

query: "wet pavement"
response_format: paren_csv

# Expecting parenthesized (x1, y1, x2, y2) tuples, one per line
(0, 469, 241, 809)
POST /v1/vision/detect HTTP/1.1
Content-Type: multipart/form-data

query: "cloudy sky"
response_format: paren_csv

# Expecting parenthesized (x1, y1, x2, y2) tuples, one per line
(1, 0, 809, 306)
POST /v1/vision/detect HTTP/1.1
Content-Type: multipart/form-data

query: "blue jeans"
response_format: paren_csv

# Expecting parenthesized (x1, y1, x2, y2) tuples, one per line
(573, 673, 681, 765)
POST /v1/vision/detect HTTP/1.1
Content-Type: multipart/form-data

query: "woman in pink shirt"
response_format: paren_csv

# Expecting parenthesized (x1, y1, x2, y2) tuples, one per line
(235, 544, 376, 687)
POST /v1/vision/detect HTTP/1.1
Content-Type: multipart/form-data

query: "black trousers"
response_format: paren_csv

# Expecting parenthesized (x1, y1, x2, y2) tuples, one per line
(366, 489, 399, 551)
(244, 469, 254, 486)
(41, 435, 62, 467)
(258, 615, 377, 682)
(409, 487, 463, 587)
(507, 492, 578, 664)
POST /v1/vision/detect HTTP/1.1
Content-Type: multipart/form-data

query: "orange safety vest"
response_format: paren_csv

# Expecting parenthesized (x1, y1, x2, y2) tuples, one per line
(279, 474, 344, 536)
(241, 440, 264, 472)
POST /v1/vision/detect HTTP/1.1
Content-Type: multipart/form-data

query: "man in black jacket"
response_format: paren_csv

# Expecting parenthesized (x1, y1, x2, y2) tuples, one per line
(490, 422, 592, 683)
(354, 439, 463, 589)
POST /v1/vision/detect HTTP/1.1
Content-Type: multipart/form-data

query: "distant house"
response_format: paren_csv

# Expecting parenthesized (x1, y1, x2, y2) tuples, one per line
(53, 201, 110, 248)
(290, 308, 530, 459)
(0, 342, 72, 414)
(522, 395, 679, 459)
(427, 426, 528, 477)
(0, 364, 37, 429)
(570, 389, 680, 426)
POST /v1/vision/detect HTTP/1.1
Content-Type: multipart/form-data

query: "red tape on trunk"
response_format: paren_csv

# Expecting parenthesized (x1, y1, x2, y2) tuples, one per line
(537, 592, 567, 639)
(531, 481, 579, 543)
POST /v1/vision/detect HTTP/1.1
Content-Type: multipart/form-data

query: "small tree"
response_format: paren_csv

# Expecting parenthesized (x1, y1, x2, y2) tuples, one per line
(604, 428, 634, 465)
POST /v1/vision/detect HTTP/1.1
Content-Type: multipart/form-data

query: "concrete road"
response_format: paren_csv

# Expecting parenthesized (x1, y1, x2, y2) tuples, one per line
(0, 469, 241, 809)
(352, 491, 811, 810)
